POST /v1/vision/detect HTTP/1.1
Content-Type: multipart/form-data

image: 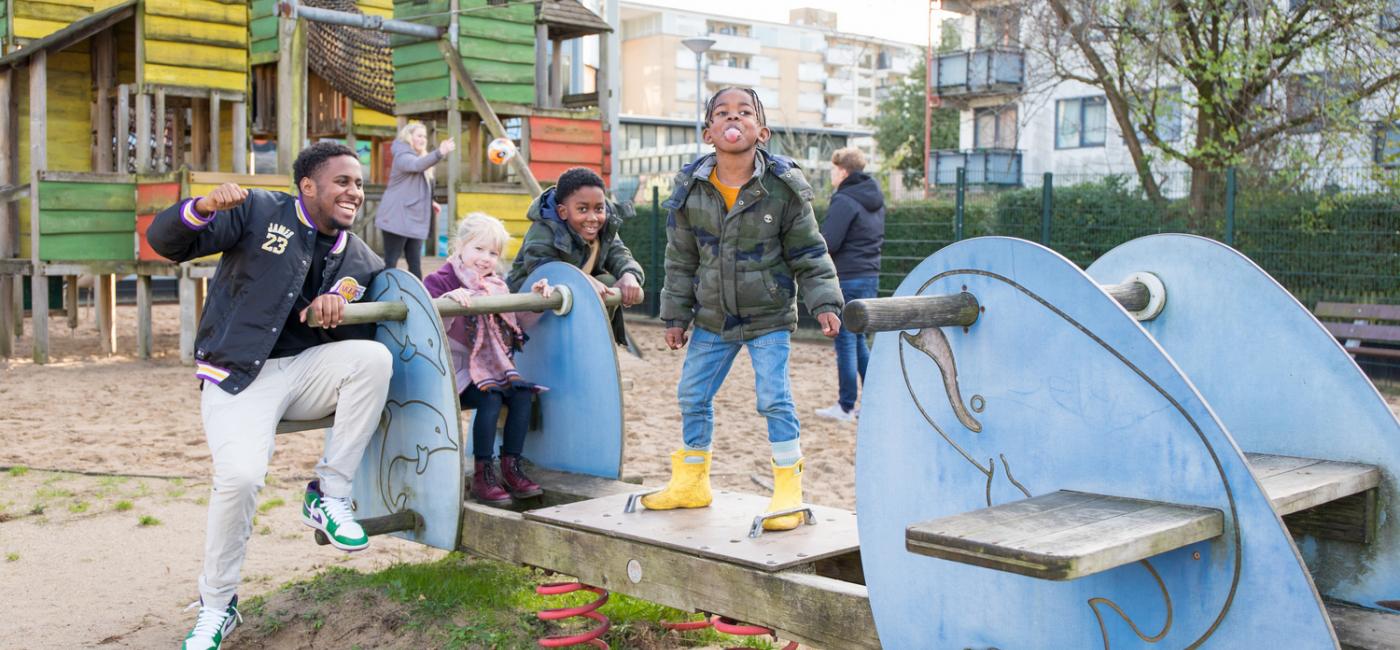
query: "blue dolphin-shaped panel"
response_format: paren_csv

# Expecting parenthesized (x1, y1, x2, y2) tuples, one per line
(857, 237, 1336, 648)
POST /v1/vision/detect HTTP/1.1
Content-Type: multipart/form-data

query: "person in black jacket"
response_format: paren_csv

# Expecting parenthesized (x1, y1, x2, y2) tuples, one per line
(815, 147, 885, 423)
(148, 142, 391, 650)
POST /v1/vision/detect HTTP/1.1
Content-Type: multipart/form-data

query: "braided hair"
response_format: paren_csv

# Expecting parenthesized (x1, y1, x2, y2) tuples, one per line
(703, 87, 768, 129)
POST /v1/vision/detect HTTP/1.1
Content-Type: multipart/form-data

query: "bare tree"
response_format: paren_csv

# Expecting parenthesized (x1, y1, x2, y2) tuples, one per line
(1020, 0, 1400, 216)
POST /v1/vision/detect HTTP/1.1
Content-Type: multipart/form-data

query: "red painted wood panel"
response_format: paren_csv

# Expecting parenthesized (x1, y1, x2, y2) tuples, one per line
(528, 116, 603, 144)
(529, 161, 603, 183)
(528, 140, 604, 165)
(136, 214, 171, 262)
(136, 182, 182, 214)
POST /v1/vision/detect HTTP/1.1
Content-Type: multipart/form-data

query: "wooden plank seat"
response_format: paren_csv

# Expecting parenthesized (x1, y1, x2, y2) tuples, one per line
(904, 490, 1224, 580)
(1315, 302, 1400, 361)
(1247, 453, 1381, 543)
(276, 415, 335, 435)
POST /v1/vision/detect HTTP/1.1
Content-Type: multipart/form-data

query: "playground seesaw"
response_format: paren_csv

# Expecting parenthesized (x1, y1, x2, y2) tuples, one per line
(272, 238, 1400, 648)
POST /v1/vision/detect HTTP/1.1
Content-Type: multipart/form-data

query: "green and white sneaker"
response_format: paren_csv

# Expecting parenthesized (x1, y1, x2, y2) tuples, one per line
(302, 479, 369, 551)
(181, 595, 240, 650)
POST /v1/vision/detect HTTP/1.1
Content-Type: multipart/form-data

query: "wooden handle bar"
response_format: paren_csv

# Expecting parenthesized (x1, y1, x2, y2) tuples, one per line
(307, 285, 623, 327)
(843, 282, 1150, 333)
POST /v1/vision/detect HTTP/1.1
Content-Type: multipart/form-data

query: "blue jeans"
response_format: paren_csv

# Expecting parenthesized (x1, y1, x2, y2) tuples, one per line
(678, 328, 799, 450)
(834, 277, 879, 411)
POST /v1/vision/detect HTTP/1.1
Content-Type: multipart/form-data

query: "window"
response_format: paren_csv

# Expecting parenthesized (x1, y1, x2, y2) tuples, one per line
(1055, 96, 1107, 148)
(1384, 0, 1400, 30)
(641, 125, 657, 149)
(977, 8, 1020, 48)
(625, 124, 642, 149)
(974, 106, 1018, 149)
(668, 126, 694, 147)
(1132, 87, 1183, 143)
(1286, 74, 1357, 135)
(1376, 123, 1400, 168)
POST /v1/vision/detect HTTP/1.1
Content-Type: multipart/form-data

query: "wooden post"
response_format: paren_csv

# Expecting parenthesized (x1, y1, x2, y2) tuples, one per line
(178, 263, 196, 364)
(191, 99, 207, 171)
(95, 31, 114, 172)
(535, 24, 549, 108)
(276, 3, 307, 174)
(550, 39, 566, 109)
(154, 89, 166, 173)
(345, 101, 356, 162)
(116, 85, 130, 173)
(171, 100, 184, 170)
(209, 92, 221, 172)
(95, 273, 115, 354)
(467, 114, 482, 183)
(64, 276, 78, 329)
(232, 101, 247, 174)
(0, 68, 13, 357)
(445, 108, 462, 258)
(136, 274, 152, 359)
(135, 92, 151, 172)
(30, 51, 49, 363)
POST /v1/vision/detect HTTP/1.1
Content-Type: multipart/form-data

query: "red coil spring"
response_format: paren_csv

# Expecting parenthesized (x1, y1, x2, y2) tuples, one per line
(535, 582, 611, 648)
(662, 614, 799, 650)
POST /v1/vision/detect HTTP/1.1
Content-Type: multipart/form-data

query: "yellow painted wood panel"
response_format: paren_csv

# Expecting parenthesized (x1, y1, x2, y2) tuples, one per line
(357, 0, 392, 18)
(144, 14, 247, 48)
(15, 1, 93, 22)
(457, 191, 533, 256)
(144, 0, 246, 25)
(353, 104, 397, 128)
(13, 17, 70, 39)
(143, 64, 246, 92)
(145, 40, 246, 73)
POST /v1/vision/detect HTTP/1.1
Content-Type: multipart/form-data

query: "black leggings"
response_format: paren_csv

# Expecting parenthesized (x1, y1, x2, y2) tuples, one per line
(460, 384, 532, 461)
(381, 231, 423, 279)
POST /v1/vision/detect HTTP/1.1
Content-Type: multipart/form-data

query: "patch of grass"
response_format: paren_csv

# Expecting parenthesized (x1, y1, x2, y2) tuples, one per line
(138, 515, 161, 527)
(258, 497, 285, 514)
(5, 553, 17, 562)
(6, 466, 28, 477)
(113, 500, 133, 512)
(67, 501, 90, 514)
(259, 525, 273, 536)
(28, 504, 44, 516)
(166, 487, 187, 499)
(33, 486, 74, 500)
(129, 481, 153, 498)
(195, 495, 208, 506)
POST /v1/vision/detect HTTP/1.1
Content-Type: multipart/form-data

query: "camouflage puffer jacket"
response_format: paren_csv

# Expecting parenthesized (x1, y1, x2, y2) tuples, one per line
(659, 150, 843, 341)
(505, 186, 644, 292)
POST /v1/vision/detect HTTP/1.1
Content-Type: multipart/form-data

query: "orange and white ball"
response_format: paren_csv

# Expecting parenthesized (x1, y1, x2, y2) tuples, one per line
(487, 138, 517, 165)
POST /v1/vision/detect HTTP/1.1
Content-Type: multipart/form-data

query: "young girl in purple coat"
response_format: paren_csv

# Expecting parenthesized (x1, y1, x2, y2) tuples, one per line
(423, 212, 552, 503)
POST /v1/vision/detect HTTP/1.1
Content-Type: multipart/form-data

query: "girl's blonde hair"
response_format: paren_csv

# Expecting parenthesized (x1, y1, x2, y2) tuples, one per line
(454, 212, 511, 258)
(396, 122, 434, 183)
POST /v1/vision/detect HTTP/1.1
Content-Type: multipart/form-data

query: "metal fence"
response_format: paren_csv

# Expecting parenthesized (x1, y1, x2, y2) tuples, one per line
(616, 167, 1400, 382)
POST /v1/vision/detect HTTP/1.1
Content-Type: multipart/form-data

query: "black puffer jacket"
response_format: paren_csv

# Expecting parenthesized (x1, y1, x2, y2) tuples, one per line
(148, 190, 384, 395)
(820, 172, 885, 279)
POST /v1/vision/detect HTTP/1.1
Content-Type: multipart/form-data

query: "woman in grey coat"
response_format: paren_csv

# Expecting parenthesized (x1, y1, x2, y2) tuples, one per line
(375, 122, 455, 278)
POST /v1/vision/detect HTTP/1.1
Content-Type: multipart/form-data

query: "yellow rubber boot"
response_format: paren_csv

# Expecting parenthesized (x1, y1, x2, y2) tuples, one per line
(763, 458, 805, 531)
(640, 449, 713, 510)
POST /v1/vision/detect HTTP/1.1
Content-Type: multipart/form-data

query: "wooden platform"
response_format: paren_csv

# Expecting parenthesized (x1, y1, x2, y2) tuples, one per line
(525, 490, 860, 572)
(905, 490, 1224, 580)
(1246, 453, 1380, 516)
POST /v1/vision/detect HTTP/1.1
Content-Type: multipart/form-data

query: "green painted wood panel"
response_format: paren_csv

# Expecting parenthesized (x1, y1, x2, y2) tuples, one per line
(392, 40, 445, 67)
(458, 16, 533, 44)
(39, 233, 136, 261)
(458, 38, 534, 64)
(393, 0, 537, 109)
(39, 210, 136, 235)
(396, 77, 450, 104)
(37, 182, 137, 211)
(395, 60, 449, 84)
(457, 58, 533, 84)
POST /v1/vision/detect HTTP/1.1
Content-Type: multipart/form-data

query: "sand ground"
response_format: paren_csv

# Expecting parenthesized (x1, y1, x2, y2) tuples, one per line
(0, 302, 860, 648)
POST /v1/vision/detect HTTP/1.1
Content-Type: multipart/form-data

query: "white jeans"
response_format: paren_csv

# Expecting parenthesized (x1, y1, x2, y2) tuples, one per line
(196, 339, 392, 609)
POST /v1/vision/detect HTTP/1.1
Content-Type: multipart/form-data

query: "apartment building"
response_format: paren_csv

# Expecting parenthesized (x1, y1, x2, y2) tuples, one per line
(930, 0, 1400, 191)
(615, 2, 920, 190)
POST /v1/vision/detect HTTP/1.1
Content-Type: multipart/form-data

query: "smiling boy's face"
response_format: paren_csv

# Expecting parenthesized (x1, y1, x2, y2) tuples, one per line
(556, 185, 608, 243)
(702, 89, 770, 155)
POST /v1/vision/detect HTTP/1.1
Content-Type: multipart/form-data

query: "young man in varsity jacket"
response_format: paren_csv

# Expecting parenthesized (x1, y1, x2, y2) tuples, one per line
(148, 142, 389, 650)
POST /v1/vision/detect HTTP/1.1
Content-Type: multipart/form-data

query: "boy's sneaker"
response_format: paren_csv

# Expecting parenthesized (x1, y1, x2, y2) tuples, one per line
(302, 479, 369, 551)
(182, 595, 241, 650)
(814, 403, 856, 422)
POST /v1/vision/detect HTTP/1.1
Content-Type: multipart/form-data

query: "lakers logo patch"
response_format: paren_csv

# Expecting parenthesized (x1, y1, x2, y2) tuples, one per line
(329, 277, 365, 303)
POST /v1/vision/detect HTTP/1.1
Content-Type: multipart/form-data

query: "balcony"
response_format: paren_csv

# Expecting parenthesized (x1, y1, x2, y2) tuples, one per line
(934, 47, 1024, 102)
(825, 108, 855, 126)
(707, 32, 761, 55)
(825, 47, 857, 66)
(824, 77, 855, 96)
(706, 64, 761, 87)
(931, 149, 1023, 186)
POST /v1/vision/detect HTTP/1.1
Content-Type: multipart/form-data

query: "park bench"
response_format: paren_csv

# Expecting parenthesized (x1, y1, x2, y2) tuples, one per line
(905, 453, 1380, 580)
(1315, 302, 1400, 361)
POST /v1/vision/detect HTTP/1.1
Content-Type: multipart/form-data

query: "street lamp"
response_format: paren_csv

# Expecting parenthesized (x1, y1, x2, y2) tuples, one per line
(681, 37, 715, 159)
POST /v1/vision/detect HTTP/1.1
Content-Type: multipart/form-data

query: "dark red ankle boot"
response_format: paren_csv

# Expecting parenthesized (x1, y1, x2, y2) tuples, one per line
(471, 459, 511, 505)
(500, 454, 543, 499)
